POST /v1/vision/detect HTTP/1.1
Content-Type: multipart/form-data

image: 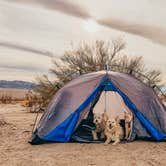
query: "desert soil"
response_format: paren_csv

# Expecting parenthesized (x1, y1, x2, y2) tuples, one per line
(0, 104, 166, 166)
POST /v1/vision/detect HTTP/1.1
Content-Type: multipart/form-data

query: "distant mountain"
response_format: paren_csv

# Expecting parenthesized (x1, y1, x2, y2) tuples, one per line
(0, 80, 36, 89)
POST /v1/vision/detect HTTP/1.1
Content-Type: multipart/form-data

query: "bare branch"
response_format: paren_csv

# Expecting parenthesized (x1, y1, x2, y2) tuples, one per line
(35, 38, 162, 105)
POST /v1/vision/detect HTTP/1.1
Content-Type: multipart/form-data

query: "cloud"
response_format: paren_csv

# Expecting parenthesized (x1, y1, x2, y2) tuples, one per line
(10, 0, 90, 19)
(9, 0, 166, 46)
(0, 40, 54, 57)
(0, 64, 47, 72)
(98, 18, 166, 46)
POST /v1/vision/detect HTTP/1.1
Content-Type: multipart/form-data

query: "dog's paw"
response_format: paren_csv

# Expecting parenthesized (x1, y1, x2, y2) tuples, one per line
(127, 138, 130, 141)
(93, 138, 98, 141)
(104, 142, 109, 145)
(104, 141, 110, 145)
(92, 135, 98, 140)
(112, 142, 118, 145)
(125, 136, 131, 140)
(92, 131, 98, 140)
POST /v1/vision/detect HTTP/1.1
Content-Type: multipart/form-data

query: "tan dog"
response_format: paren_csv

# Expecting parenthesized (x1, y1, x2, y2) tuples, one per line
(104, 116, 123, 145)
(124, 111, 132, 140)
(92, 112, 108, 140)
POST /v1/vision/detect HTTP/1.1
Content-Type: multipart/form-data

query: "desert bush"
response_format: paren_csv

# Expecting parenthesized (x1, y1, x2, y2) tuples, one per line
(21, 91, 45, 112)
(35, 38, 162, 106)
(0, 94, 12, 104)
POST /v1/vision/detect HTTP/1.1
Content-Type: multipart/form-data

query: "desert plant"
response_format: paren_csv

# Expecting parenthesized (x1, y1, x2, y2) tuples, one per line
(21, 90, 45, 112)
(35, 38, 162, 105)
(0, 94, 12, 104)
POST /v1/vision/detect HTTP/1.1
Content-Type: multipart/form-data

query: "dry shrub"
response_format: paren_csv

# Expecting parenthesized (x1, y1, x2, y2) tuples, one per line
(0, 94, 12, 104)
(160, 95, 166, 102)
(21, 91, 45, 113)
(35, 39, 162, 105)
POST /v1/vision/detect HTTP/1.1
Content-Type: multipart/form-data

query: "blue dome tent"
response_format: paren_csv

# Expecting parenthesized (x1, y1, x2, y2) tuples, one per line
(30, 71, 166, 144)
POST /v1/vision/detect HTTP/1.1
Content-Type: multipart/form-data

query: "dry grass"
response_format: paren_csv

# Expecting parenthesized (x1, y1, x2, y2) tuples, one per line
(0, 88, 28, 102)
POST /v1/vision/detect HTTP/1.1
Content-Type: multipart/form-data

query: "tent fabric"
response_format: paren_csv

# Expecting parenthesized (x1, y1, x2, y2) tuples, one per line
(31, 71, 166, 144)
(43, 76, 107, 142)
(107, 80, 166, 141)
(36, 74, 105, 138)
(93, 91, 130, 119)
(108, 73, 166, 138)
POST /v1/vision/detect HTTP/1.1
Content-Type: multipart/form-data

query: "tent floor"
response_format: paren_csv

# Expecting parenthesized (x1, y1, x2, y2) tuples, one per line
(71, 119, 126, 143)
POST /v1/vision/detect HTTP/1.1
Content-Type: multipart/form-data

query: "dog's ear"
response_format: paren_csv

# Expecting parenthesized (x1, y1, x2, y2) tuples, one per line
(102, 113, 104, 118)
(115, 115, 120, 123)
(129, 111, 132, 115)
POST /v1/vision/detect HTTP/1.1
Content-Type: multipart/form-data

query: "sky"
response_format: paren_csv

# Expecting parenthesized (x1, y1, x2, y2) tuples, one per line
(0, 0, 166, 82)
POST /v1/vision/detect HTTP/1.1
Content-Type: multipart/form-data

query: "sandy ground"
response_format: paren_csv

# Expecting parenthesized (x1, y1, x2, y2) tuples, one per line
(0, 104, 166, 166)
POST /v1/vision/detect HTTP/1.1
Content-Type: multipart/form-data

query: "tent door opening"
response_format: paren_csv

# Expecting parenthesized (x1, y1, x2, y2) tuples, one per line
(72, 81, 133, 143)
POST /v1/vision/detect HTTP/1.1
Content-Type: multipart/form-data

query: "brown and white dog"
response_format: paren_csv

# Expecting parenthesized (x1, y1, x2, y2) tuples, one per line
(124, 111, 132, 140)
(92, 112, 108, 140)
(104, 116, 123, 145)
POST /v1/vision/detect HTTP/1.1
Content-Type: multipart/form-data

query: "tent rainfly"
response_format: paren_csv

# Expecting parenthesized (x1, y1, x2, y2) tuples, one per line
(30, 71, 166, 144)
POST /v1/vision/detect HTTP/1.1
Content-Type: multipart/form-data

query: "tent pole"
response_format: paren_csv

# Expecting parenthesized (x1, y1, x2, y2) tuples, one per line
(104, 63, 109, 113)
(31, 109, 40, 134)
(104, 64, 109, 75)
